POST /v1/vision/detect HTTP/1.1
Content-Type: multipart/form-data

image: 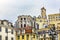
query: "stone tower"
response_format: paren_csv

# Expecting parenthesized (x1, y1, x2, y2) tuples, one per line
(41, 7, 47, 19)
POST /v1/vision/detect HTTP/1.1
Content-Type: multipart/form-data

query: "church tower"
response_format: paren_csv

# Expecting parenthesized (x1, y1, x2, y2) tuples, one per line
(41, 7, 47, 19)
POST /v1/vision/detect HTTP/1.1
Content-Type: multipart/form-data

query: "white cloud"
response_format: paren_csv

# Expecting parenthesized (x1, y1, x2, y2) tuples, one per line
(0, 0, 60, 23)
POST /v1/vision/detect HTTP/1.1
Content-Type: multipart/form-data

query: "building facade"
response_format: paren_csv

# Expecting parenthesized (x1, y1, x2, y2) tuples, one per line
(48, 13, 60, 28)
(37, 10, 60, 40)
(15, 15, 33, 28)
(15, 7, 60, 40)
(48, 13, 60, 40)
(15, 15, 38, 40)
(36, 7, 48, 29)
(0, 20, 16, 40)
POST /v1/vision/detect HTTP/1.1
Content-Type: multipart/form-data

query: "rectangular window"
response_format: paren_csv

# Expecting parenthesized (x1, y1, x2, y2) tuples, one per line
(11, 37, 13, 40)
(21, 24, 22, 28)
(27, 35, 29, 40)
(11, 29, 13, 34)
(24, 18, 26, 20)
(5, 36, 8, 40)
(0, 35, 2, 40)
(34, 22, 35, 28)
(0, 27, 1, 32)
(5, 28, 8, 33)
(36, 24, 39, 29)
(1, 21, 3, 24)
(22, 35, 24, 39)
(33, 35, 35, 38)
(24, 24, 26, 27)
(21, 18, 22, 20)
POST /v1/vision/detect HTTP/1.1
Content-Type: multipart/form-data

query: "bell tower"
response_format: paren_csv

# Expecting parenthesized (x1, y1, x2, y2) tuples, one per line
(41, 7, 47, 19)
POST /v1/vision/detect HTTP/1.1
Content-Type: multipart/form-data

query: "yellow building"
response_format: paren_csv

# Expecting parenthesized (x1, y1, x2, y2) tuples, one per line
(48, 13, 60, 28)
(36, 6, 60, 40)
(36, 7, 48, 29)
(37, 24, 60, 40)
(37, 13, 60, 40)
(16, 26, 37, 40)
(19, 33, 37, 40)
(48, 13, 60, 40)
(36, 18, 48, 29)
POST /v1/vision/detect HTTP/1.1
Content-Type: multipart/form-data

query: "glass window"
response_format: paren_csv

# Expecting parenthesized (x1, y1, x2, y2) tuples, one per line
(22, 35, 24, 39)
(0, 27, 1, 32)
(59, 16, 60, 18)
(5, 28, 8, 33)
(5, 36, 8, 40)
(53, 24, 55, 27)
(21, 24, 22, 28)
(1, 21, 3, 24)
(27, 35, 29, 40)
(22, 30, 25, 34)
(34, 22, 35, 28)
(24, 24, 26, 27)
(24, 18, 26, 20)
(0, 35, 2, 40)
(37, 24, 39, 29)
(11, 37, 13, 40)
(21, 18, 22, 20)
(33, 35, 35, 38)
(11, 29, 13, 34)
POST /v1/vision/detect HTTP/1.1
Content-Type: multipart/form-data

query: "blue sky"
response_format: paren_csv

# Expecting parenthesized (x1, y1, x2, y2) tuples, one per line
(0, 0, 60, 23)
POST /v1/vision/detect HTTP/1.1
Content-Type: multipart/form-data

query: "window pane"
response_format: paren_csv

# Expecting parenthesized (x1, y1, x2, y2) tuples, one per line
(1, 21, 3, 24)
(0, 35, 2, 40)
(24, 18, 26, 20)
(21, 24, 22, 28)
(21, 18, 22, 20)
(33, 35, 35, 38)
(0, 27, 1, 32)
(11, 37, 13, 40)
(27, 35, 29, 40)
(5, 36, 8, 40)
(11, 29, 13, 34)
(24, 24, 26, 27)
(22, 35, 24, 39)
(5, 28, 8, 33)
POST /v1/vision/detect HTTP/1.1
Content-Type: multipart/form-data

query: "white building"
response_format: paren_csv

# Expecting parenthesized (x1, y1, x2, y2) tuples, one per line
(0, 20, 16, 40)
(15, 15, 35, 28)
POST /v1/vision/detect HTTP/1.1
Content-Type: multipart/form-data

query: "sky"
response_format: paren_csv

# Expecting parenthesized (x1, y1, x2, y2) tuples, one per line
(0, 0, 60, 24)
